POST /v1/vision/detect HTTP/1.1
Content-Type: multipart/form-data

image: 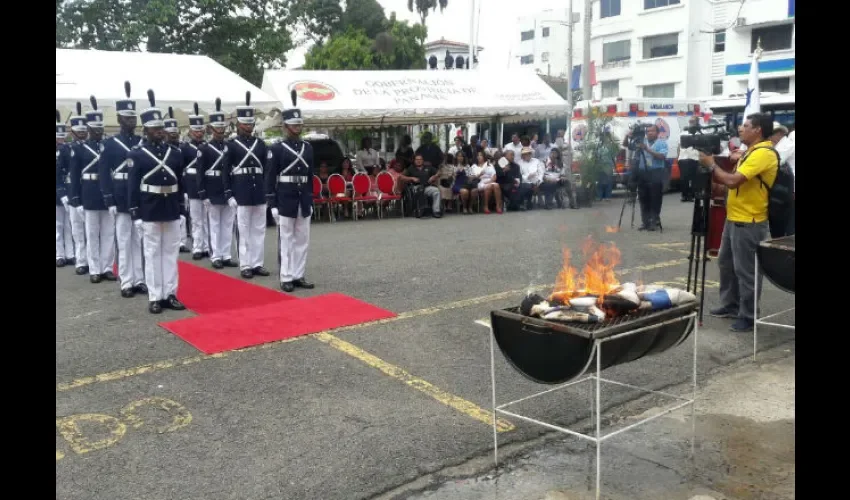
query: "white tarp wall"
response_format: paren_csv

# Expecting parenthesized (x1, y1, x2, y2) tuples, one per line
(260, 69, 569, 128)
(56, 49, 281, 129)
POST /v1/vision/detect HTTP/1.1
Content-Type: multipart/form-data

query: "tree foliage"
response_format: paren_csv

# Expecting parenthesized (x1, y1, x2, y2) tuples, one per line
(289, 0, 343, 44)
(55, 0, 295, 86)
(407, 0, 448, 27)
(575, 108, 617, 187)
(303, 10, 427, 70)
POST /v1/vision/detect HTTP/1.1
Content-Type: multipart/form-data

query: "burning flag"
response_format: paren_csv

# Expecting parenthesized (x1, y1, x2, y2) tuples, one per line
(550, 236, 622, 304)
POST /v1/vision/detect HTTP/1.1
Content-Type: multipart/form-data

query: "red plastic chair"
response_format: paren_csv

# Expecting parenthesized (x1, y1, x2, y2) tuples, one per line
(312, 176, 330, 222)
(376, 171, 403, 219)
(327, 173, 351, 222)
(351, 173, 379, 221)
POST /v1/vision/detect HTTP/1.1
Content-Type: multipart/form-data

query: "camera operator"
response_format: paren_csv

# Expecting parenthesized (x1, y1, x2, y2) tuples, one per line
(698, 113, 778, 332)
(624, 124, 668, 231)
(677, 117, 701, 202)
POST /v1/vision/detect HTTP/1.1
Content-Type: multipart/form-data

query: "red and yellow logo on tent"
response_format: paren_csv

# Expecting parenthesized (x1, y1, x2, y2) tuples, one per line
(291, 81, 337, 102)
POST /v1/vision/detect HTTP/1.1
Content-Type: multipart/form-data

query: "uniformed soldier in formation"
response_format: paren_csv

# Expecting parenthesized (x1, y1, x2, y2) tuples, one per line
(265, 90, 315, 293)
(70, 96, 116, 283)
(224, 91, 270, 280)
(197, 98, 238, 269)
(163, 107, 190, 254)
(65, 103, 89, 275)
(56, 111, 74, 267)
(100, 81, 146, 298)
(182, 103, 210, 260)
(127, 90, 187, 314)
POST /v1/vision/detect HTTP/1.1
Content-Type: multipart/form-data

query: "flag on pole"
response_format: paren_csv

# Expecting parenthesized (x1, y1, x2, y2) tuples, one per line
(744, 40, 763, 118)
(570, 62, 597, 91)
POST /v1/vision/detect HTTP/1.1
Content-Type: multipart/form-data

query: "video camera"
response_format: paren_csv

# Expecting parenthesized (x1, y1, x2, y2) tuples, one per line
(626, 122, 649, 151)
(679, 124, 730, 155)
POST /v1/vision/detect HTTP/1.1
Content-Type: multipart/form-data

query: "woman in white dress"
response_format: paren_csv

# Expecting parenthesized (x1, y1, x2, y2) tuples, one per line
(475, 150, 502, 214)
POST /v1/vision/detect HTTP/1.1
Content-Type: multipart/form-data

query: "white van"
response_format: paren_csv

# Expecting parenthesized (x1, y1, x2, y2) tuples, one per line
(569, 98, 709, 189)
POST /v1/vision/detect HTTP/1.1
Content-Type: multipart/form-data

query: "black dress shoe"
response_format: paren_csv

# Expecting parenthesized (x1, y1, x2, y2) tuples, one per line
(133, 283, 148, 294)
(281, 281, 295, 293)
(67, 257, 76, 266)
(212, 260, 224, 269)
(202, 251, 210, 258)
(252, 266, 270, 277)
(56, 258, 67, 268)
(102, 271, 117, 281)
(162, 295, 186, 310)
(121, 288, 135, 298)
(90, 274, 102, 284)
(222, 259, 239, 268)
(292, 278, 315, 289)
(192, 252, 203, 260)
(75, 266, 88, 275)
(240, 269, 254, 279)
(179, 245, 190, 253)
(149, 301, 162, 314)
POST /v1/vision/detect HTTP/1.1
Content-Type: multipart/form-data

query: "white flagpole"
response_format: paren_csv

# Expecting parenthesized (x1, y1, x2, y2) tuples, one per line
(744, 38, 763, 118)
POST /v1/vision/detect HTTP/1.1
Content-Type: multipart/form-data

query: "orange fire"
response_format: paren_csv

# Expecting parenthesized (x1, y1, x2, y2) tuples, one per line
(604, 226, 619, 233)
(550, 236, 622, 304)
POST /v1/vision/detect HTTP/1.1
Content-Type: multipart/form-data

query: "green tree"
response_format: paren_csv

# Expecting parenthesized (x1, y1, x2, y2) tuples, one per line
(56, 0, 295, 86)
(342, 0, 388, 39)
(407, 0, 448, 27)
(290, 0, 343, 44)
(575, 107, 617, 193)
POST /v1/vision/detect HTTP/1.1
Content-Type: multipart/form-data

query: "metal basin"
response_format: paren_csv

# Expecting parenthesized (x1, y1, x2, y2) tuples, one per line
(757, 235, 795, 294)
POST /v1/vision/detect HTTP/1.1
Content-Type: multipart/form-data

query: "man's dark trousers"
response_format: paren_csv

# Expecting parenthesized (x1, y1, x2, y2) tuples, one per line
(636, 168, 664, 228)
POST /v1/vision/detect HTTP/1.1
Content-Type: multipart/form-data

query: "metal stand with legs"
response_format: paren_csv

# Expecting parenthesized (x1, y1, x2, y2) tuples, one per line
(483, 313, 699, 500)
(753, 253, 795, 360)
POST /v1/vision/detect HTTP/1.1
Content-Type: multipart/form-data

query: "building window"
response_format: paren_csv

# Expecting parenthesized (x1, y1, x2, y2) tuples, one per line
(541, 52, 549, 62)
(643, 83, 675, 98)
(520, 54, 534, 65)
(521, 30, 534, 42)
(643, 33, 678, 59)
(601, 0, 621, 18)
(713, 31, 726, 53)
(601, 80, 620, 98)
(542, 27, 550, 37)
(751, 24, 793, 52)
(603, 40, 631, 64)
(644, 0, 680, 9)
(712, 81, 723, 95)
(759, 77, 790, 93)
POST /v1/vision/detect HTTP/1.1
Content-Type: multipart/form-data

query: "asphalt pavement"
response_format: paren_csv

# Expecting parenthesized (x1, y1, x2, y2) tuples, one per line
(56, 192, 796, 500)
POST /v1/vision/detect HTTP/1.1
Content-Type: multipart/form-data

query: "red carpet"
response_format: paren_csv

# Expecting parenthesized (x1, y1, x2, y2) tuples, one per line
(160, 293, 397, 354)
(175, 261, 297, 314)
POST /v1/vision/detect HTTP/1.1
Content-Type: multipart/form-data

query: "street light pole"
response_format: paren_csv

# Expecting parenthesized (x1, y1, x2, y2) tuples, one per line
(567, 0, 574, 136)
(582, 0, 592, 100)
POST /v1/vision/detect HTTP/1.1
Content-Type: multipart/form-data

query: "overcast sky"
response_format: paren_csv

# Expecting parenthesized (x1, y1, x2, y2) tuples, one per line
(285, 0, 570, 70)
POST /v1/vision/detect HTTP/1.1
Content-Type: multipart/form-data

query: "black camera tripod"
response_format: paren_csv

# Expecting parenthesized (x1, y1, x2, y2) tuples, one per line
(686, 171, 714, 325)
(617, 181, 637, 230)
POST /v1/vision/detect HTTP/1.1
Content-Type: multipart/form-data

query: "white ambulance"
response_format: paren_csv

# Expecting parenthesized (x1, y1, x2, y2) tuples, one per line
(568, 98, 709, 190)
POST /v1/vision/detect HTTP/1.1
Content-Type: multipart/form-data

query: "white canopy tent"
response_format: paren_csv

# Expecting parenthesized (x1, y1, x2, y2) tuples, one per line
(56, 49, 281, 129)
(260, 69, 568, 129)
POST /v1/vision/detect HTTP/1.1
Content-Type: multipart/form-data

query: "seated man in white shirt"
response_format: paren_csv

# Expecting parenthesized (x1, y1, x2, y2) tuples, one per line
(355, 137, 380, 174)
(517, 147, 544, 209)
(503, 133, 523, 157)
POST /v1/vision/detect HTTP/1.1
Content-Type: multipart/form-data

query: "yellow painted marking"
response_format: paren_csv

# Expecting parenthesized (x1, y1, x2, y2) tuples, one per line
(56, 450, 65, 461)
(56, 413, 127, 454)
(56, 258, 689, 393)
(315, 332, 515, 433)
(119, 397, 193, 433)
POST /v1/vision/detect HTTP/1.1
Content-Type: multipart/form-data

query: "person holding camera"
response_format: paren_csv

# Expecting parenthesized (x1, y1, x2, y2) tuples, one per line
(698, 113, 778, 332)
(677, 117, 701, 202)
(624, 124, 668, 231)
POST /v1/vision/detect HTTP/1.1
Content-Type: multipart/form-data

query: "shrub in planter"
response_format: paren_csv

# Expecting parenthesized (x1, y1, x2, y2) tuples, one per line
(573, 108, 618, 207)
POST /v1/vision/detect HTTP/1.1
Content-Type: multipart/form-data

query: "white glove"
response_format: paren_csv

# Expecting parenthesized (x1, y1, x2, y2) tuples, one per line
(61, 196, 69, 207)
(108, 206, 117, 216)
(271, 208, 279, 222)
(134, 219, 144, 231)
(76, 205, 85, 214)
(227, 197, 238, 208)
(203, 199, 212, 210)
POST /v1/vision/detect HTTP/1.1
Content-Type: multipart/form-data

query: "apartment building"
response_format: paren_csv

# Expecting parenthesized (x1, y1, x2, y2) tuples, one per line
(510, 0, 795, 99)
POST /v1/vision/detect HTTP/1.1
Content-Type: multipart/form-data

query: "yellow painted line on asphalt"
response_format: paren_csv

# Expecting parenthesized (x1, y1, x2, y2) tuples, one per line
(56, 258, 689, 393)
(315, 332, 515, 432)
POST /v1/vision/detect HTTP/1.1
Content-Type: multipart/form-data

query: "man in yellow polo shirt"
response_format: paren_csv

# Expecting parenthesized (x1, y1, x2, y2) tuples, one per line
(699, 113, 778, 332)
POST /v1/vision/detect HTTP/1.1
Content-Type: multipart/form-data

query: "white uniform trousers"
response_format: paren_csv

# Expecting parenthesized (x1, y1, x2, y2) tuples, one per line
(84, 210, 116, 275)
(278, 205, 311, 282)
(237, 204, 267, 270)
(55, 206, 74, 260)
(115, 213, 145, 291)
(188, 199, 210, 254)
(142, 220, 181, 302)
(179, 215, 189, 248)
(208, 204, 236, 262)
(69, 205, 88, 267)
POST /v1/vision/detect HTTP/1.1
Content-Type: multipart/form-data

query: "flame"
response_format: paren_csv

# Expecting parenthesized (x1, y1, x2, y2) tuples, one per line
(550, 236, 622, 304)
(605, 226, 619, 233)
